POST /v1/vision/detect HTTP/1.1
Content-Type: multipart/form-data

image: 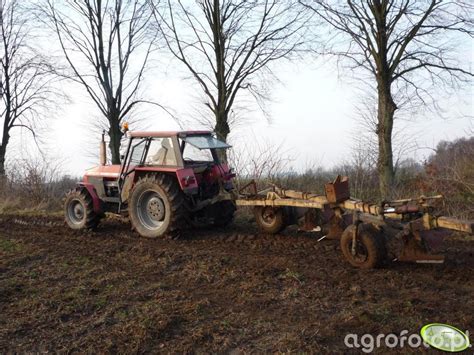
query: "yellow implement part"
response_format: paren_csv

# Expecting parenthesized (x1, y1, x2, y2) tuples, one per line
(436, 216, 473, 234)
(236, 197, 326, 209)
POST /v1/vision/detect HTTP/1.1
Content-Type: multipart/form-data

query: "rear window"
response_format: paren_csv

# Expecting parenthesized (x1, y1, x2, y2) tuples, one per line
(182, 135, 231, 149)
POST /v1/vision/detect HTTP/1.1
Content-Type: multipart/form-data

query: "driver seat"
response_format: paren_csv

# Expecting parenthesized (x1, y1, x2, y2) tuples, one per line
(150, 139, 176, 165)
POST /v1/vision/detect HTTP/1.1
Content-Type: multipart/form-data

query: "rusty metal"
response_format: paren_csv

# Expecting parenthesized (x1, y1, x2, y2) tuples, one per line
(325, 175, 350, 203)
(238, 180, 258, 196)
(236, 175, 474, 267)
(301, 209, 320, 232)
(325, 213, 347, 239)
(398, 230, 444, 263)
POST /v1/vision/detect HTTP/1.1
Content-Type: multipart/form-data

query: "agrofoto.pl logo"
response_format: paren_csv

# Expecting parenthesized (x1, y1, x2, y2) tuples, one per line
(344, 323, 471, 353)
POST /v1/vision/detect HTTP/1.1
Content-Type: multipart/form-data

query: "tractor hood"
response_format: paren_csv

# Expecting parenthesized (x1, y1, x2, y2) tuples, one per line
(84, 165, 121, 179)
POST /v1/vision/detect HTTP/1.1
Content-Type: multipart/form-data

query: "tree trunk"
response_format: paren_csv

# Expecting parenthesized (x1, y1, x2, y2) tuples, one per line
(376, 81, 396, 199)
(0, 132, 9, 177)
(214, 109, 229, 164)
(108, 112, 123, 165)
(0, 143, 6, 177)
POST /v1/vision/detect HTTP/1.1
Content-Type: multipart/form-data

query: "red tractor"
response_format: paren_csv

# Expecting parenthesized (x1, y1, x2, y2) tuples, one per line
(64, 130, 236, 237)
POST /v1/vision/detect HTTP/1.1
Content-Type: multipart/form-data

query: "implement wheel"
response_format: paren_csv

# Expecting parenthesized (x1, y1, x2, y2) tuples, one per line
(340, 224, 386, 269)
(254, 206, 287, 234)
(64, 188, 101, 230)
(129, 174, 185, 238)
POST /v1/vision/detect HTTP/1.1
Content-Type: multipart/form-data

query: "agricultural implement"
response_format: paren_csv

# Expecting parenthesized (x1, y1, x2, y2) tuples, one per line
(237, 176, 474, 268)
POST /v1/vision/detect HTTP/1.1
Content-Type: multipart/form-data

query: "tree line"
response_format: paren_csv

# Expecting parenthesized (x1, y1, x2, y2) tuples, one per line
(0, 0, 472, 198)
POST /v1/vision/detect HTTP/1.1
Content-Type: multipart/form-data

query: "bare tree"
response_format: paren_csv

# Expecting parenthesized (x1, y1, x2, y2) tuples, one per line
(0, 0, 58, 177)
(299, 0, 473, 198)
(151, 0, 308, 162)
(353, 92, 418, 178)
(228, 139, 294, 187)
(43, 0, 159, 164)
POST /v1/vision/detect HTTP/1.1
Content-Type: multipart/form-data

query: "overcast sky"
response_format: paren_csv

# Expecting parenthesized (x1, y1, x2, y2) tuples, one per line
(5, 9, 473, 177)
(7, 56, 471, 177)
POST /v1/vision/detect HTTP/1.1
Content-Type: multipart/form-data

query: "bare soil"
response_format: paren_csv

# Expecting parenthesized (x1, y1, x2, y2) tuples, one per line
(0, 213, 473, 353)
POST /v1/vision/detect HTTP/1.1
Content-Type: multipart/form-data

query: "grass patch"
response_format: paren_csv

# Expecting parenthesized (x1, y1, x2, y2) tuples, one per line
(0, 237, 22, 253)
(278, 268, 304, 285)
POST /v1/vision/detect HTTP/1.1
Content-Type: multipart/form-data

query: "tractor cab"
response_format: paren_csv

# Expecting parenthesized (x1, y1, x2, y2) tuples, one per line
(122, 131, 230, 169)
(118, 131, 234, 198)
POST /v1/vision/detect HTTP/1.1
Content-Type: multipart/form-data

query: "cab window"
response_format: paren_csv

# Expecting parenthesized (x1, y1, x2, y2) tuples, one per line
(145, 138, 177, 166)
(180, 139, 214, 163)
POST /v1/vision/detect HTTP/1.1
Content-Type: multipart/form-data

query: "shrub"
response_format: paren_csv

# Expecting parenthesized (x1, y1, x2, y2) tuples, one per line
(0, 159, 78, 213)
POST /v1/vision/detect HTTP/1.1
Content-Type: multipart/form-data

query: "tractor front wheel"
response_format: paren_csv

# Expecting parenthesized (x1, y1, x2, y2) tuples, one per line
(129, 175, 185, 238)
(254, 206, 287, 234)
(64, 188, 101, 230)
(340, 224, 386, 269)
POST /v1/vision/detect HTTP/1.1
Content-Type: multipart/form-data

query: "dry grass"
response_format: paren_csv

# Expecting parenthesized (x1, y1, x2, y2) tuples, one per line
(0, 159, 77, 214)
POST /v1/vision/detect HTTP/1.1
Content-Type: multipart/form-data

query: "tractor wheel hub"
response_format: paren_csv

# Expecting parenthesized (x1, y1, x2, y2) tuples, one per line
(74, 204, 84, 218)
(147, 196, 165, 221)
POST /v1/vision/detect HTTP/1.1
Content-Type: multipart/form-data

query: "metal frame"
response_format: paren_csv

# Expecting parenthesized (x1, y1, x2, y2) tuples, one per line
(236, 176, 473, 264)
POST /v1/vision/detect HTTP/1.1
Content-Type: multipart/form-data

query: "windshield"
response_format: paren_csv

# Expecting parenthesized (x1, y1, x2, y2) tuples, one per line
(182, 135, 231, 149)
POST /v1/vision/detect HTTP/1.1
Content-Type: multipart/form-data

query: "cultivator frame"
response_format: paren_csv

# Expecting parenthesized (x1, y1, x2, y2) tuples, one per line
(236, 176, 474, 268)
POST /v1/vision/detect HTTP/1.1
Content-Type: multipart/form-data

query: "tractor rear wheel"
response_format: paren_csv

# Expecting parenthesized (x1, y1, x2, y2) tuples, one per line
(212, 200, 236, 227)
(254, 206, 287, 234)
(129, 175, 185, 238)
(64, 188, 101, 230)
(340, 224, 386, 269)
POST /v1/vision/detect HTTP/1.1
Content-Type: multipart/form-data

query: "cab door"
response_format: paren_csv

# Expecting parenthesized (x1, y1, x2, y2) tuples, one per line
(118, 137, 149, 202)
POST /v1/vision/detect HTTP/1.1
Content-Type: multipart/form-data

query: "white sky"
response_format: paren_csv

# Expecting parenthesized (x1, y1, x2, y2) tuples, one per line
(7, 56, 472, 177)
(5, 23, 473, 177)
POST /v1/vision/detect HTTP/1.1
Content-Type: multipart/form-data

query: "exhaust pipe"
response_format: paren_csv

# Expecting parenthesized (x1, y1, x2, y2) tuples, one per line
(100, 130, 107, 166)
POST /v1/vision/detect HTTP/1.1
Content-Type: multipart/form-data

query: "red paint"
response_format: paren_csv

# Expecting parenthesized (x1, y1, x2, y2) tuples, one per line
(134, 166, 181, 173)
(175, 168, 198, 190)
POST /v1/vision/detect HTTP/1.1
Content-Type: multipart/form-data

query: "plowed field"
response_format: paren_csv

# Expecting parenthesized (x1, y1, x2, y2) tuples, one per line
(1, 214, 473, 353)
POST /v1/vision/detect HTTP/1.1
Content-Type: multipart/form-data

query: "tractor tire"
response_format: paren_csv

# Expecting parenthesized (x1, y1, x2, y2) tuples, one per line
(254, 206, 287, 234)
(212, 200, 236, 227)
(129, 174, 185, 238)
(340, 224, 386, 269)
(64, 188, 101, 230)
